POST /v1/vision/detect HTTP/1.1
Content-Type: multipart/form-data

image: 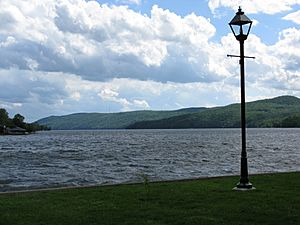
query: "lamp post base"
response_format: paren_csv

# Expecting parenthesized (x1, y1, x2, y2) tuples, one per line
(233, 182, 255, 191)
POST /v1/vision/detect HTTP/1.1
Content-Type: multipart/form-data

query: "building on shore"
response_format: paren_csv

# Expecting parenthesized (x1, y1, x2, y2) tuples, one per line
(1, 126, 27, 135)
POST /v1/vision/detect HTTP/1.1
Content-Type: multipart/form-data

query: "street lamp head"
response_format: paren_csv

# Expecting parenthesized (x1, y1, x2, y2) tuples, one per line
(229, 7, 252, 41)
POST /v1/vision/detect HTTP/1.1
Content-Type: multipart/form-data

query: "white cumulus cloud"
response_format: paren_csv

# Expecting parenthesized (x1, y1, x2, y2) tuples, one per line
(283, 10, 300, 24)
(0, 0, 218, 83)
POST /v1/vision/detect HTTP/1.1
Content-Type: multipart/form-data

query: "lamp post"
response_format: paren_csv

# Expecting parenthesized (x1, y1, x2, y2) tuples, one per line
(228, 7, 255, 190)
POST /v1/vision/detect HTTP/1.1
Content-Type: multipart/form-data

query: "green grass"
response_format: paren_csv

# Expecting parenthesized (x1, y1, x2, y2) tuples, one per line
(0, 172, 299, 225)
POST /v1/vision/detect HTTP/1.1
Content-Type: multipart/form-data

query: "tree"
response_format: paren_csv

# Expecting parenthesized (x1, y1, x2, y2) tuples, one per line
(0, 108, 9, 126)
(0, 109, 50, 134)
(12, 113, 25, 128)
(281, 115, 300, 127)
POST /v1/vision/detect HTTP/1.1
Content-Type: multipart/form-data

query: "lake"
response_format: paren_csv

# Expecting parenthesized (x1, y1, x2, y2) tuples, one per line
(0, 128, 299, 191)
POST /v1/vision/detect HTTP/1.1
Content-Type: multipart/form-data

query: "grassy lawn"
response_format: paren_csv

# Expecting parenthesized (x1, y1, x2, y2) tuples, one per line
(0, 172, 299, 225)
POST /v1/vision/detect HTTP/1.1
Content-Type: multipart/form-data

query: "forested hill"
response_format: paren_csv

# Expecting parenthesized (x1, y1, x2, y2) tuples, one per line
(36, 96, 300, 130)
(36, 108, 207, 130)
(128, 96, 300, 129)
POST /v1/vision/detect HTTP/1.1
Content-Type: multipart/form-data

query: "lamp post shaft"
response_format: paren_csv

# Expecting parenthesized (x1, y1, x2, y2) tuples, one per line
(239, 39, 249, 185)
(236, 39, 253, 189)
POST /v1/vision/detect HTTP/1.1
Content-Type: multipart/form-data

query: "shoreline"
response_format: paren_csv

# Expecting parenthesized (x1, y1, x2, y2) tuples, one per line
(1, 171, 298, 195)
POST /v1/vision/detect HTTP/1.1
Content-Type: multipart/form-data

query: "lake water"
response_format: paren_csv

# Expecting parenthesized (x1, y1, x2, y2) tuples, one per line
(0, 128, 299, 191)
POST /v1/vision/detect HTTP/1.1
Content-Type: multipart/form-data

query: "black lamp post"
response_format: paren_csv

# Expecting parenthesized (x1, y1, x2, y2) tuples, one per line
(228, 7, 255, 190)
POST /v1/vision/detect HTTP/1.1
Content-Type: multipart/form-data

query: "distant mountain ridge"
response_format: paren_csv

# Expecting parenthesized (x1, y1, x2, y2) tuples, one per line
(36, 96, 300, 129)
(36, 108, 207, 130)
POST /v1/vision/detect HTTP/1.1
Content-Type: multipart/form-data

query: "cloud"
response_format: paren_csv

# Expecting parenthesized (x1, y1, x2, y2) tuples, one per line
(283, 10, 300, 24)
(0, 36, 16, 47)
(98, 85, 150, 111)
(208, 0, 300, 15)
(0, 0, 217, 83)
(268, 28, 300, 90)
(0, 69, 68, 104)
(0, 66, 236, 121)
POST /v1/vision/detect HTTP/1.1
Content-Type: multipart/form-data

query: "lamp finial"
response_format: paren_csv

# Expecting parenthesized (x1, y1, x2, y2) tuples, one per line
(237, 6, 244, 15)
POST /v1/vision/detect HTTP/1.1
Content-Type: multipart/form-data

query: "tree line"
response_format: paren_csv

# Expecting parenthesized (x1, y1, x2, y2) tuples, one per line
(0, 108, 50, 134)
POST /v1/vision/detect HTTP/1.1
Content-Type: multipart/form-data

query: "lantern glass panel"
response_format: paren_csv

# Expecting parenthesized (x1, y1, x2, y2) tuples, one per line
(243, 23, 252, 36)
(230, 24, 241, 37)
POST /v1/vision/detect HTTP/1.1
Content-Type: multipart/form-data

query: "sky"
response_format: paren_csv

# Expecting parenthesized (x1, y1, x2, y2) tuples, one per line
(0, 0, 299, 122)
